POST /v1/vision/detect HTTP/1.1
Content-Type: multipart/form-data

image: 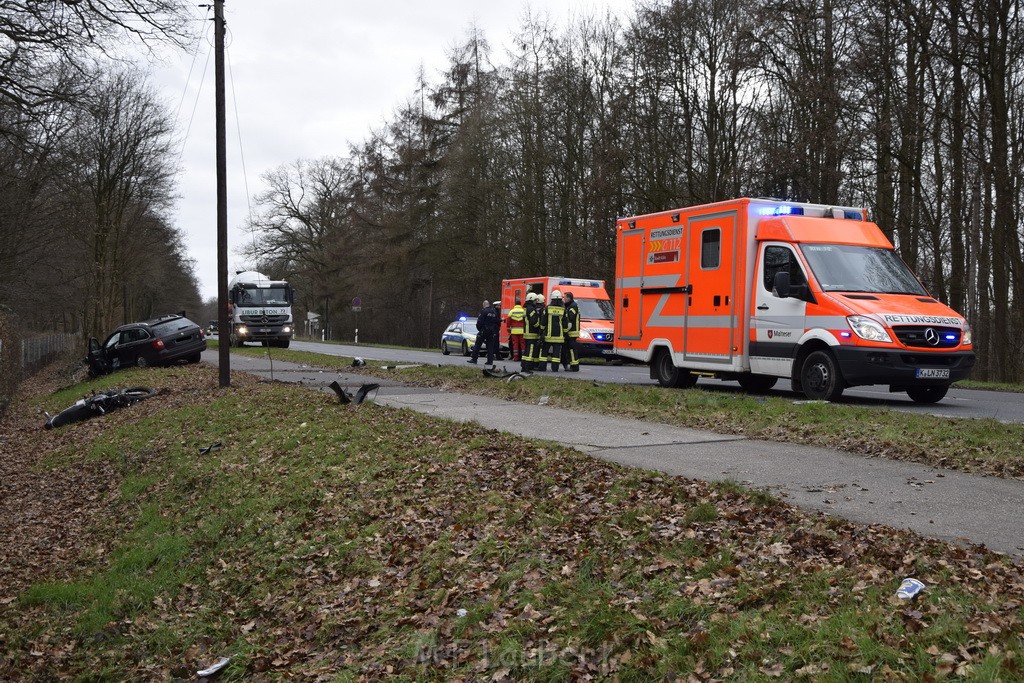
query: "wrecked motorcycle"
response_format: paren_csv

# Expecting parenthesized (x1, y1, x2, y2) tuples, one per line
(44, 386, 157, 430)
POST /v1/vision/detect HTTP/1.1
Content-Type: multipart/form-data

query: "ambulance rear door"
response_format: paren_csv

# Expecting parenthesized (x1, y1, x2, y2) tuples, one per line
(617, 226, 646, 341)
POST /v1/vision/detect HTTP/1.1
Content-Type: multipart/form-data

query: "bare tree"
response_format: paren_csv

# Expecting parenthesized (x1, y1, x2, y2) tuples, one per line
(53, 69, 178, 337)
(243, 156, 358, 328)
(1, 0, 191, 128)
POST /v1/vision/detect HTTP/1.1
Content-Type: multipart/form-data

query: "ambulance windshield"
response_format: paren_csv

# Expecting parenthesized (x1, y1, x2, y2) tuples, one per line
(576, 298, 615, 320)
(800, 244, 927, 295)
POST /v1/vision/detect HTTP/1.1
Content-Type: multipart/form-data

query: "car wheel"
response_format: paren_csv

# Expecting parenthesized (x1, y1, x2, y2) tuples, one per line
(906, 385, 949, 404)
(800, 350, 844, 401)
(187, 352, 202, 363)
(461, 340, 469, 356)
(653, 348, 696, 388)
(737, 374, 778, 393)
(136, 354, 150, 368)
(441, 340, 450, 355)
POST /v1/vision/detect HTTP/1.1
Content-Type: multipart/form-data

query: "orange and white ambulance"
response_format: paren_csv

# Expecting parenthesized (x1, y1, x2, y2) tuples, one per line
(499, 277, 616, 359)
(613, 198, 975, 402)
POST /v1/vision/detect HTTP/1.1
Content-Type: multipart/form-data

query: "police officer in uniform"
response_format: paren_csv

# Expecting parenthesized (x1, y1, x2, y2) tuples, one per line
(561, 290, 581, 371)
(468, 299, 499, 365)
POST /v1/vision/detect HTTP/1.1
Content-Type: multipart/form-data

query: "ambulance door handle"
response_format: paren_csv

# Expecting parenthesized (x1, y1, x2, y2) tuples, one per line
(757, 304, 769, 310)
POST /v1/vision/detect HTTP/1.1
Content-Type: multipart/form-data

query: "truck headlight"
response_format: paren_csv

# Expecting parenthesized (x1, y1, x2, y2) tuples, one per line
(847, 315, 892, 343)
(962, 322, 972, 346)
(237, 325, 249, 336)
(578, 329, 592, 340)
(283, 325, 292, 334)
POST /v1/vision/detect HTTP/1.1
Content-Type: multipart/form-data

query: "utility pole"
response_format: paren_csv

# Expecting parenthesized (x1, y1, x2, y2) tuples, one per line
(215, 0, 230, 387)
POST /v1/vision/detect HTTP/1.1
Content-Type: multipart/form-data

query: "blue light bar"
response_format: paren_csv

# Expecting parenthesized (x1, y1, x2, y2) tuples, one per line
(757, 205, 805, 216)
(459, 316, 467, 322)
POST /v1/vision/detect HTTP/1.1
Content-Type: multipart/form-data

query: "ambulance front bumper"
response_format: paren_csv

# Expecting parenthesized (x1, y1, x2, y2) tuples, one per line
(832, 347, 976, 387)
(576, 341, 616, 359)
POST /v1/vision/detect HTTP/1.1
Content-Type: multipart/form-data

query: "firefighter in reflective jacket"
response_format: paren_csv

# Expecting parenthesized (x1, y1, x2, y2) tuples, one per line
(544, 290, 566, 372)
(561, 290, 581, 371)
(506, 293, 526, 361)
(523, 292, 546, 372)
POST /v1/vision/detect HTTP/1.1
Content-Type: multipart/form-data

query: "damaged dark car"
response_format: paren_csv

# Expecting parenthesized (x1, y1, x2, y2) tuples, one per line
(85, 314, 207, 377)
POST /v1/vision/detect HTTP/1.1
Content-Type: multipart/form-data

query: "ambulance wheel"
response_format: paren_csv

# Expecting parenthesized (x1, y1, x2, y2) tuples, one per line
(653, 349, 697, 389)
(906, 385, 948, 404)
(737, 374, 778, 393)
(800, 350, 844, 401)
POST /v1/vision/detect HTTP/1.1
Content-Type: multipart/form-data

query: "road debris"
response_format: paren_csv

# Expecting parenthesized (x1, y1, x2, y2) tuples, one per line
(196, 655, 231, 677)
(328, 381, 380, 405)
(896, 578, 926, 600)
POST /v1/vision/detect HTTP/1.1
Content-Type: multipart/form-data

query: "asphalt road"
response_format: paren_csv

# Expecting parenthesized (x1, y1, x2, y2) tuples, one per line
(278, 338, 1024, 423)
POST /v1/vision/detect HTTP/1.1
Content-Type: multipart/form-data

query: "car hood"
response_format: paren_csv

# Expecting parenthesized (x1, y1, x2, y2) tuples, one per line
(829, 293, 966, 328)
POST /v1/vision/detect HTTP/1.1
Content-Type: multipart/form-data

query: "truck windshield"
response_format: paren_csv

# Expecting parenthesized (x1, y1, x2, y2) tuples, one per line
(577, 298, 614, 320)
(799, 244, 927, 295)
(237, 286, 290, 306)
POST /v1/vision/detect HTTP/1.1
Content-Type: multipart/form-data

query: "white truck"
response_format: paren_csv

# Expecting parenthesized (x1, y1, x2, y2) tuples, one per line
(228, 271, 295, 348)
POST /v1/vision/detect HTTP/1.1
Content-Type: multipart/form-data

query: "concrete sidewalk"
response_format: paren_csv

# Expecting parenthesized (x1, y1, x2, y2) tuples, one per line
(222, 352, 1024, 558)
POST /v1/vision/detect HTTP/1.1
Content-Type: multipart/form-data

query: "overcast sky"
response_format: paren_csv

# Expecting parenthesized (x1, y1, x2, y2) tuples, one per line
(149, 0, 636, 300)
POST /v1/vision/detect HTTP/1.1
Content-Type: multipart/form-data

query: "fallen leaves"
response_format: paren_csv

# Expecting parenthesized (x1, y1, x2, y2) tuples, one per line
(1, 362, 1023, 681)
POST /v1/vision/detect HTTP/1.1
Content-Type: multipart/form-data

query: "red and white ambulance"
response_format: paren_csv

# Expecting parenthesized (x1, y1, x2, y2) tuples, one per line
(499, 277, 616, 359)
(613, 198, 975, 402)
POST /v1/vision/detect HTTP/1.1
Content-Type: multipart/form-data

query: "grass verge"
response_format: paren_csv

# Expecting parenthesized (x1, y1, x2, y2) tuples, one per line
(224, 344, 1024, 480)
(1, 364, 1021, 680)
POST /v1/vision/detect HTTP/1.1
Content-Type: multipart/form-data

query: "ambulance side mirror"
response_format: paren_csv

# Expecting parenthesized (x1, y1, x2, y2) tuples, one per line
(772, 271, 791, 299)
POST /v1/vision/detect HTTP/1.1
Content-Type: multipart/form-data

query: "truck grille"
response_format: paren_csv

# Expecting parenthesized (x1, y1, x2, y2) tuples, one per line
(892, 326, 961, 348)
(240, 314, 289, 324)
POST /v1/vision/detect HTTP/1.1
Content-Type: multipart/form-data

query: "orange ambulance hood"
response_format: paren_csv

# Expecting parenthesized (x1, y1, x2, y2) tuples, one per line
(827, 292, 966, 327)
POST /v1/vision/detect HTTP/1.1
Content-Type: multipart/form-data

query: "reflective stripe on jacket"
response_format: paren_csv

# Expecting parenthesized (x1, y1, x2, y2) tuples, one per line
(545, 302, 565, 342)
(525, 303, 545, 339)
(507, 304, 526, 335)
(564, 301, 580, 338)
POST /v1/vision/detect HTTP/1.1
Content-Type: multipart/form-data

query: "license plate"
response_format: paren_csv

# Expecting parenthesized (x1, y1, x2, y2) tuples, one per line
(260, 328, 271, 333)
(916, 368, 949, 379)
